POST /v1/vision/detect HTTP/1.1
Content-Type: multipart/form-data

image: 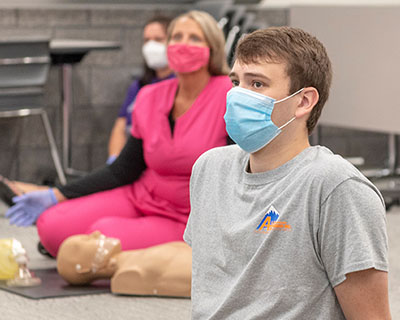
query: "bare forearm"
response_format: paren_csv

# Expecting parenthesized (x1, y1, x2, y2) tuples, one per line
(335, 268, 391, 320)
(108, 118, 128, 157)
(52, 188, 67, 203)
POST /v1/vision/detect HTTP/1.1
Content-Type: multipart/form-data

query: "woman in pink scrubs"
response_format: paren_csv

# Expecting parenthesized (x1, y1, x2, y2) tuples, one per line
(6, 10, 232, 257)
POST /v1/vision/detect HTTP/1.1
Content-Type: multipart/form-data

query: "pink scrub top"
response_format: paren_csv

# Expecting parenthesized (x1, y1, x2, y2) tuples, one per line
(130, 76, 232, 223)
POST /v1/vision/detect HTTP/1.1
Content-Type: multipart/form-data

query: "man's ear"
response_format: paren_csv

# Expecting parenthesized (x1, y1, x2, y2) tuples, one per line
(295, 87, 319, 119)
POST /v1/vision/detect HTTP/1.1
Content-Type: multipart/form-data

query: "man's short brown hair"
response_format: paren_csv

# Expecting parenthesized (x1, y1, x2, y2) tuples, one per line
(235, 27, 332, 134)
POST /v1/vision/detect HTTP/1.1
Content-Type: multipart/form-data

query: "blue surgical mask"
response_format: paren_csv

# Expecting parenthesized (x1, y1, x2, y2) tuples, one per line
(224, 86, 304, 153)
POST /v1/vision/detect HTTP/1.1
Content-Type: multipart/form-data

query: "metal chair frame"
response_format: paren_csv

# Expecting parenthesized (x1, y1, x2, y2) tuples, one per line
(0, 39, 66, 185)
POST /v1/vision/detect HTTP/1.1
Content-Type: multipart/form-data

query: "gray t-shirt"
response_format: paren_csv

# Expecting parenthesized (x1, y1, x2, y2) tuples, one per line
(184, 145, 388, 320)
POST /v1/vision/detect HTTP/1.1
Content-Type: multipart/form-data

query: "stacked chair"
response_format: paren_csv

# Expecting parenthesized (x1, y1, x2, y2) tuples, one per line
(0, 38, 66, 185)
(195, 0, 267, 65)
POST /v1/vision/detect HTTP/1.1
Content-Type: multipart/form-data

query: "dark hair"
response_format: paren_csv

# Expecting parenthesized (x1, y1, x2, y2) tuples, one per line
(139, 15, 173, 87)
(235, 27, 332, 134)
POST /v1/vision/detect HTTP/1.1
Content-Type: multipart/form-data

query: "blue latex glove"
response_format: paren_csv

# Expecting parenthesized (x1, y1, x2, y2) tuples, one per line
(106, 155, 117, 165)
(5, 189, 58, 227)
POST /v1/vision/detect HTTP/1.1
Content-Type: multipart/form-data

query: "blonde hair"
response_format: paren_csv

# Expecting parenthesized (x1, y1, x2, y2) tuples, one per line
(167, 10, 229, 76)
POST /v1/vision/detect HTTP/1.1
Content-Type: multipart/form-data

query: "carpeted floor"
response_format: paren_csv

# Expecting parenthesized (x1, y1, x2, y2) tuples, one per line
(1, 201, 399, 319)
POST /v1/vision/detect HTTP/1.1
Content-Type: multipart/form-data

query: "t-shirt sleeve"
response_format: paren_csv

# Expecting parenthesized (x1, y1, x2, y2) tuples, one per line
(319, 178, 388, 287)
(183, 219, 192, 247)
(183, 177, 194, 247)
(184, 159, 203, 247)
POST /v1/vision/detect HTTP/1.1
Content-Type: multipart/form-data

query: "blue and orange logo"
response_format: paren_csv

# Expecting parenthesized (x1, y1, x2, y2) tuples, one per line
(255, 206, 291, 233)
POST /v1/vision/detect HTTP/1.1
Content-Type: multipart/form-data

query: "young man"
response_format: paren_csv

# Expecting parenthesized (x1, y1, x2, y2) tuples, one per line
(184, 27, 391, 319)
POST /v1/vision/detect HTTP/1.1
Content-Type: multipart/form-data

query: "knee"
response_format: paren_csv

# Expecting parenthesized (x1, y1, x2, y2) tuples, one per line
(36, 205, 60, 236)
(86, 217, 115, 234)
(36, 204, 66, 256)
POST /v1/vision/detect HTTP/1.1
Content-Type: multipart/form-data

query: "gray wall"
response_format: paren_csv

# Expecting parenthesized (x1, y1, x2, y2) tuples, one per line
(0, 4, 392, 184)
(290, 6, 400, 134)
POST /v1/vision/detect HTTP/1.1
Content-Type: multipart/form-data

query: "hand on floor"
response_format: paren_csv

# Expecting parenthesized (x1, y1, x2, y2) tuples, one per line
(5, 189, 58, 227)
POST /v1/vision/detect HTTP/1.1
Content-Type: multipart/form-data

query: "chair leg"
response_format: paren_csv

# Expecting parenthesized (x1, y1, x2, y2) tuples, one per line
(39, 110, 67, 185)
(7, 117, 24, 180)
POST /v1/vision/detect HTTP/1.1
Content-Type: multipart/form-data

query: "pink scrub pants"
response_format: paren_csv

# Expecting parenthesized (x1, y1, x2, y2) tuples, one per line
(36, 185, 187, 257)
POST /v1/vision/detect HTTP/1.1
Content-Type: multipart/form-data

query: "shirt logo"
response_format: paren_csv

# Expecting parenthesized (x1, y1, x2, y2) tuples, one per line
(255, 205, 291, 233)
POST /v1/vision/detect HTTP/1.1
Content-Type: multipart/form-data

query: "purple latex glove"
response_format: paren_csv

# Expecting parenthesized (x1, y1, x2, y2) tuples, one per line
(106, 155, 117, 165)
(5, 189, 58, 227)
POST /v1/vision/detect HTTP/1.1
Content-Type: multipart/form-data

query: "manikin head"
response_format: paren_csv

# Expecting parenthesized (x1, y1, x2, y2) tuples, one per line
(57, 231, 121, 285)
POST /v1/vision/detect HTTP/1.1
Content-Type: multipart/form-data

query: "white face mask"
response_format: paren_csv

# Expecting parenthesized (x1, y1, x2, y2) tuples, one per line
(142, 40, 168, 70)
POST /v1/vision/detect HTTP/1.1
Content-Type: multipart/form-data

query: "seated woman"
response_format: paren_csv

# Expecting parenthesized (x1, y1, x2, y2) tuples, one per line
(5, 10, 231, 257)
(57, 231, 191, 297)
(106, 14, 175, 164)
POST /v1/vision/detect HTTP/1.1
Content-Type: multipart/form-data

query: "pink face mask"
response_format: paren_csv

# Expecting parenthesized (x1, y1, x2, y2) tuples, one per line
(167, 44, 210, 73)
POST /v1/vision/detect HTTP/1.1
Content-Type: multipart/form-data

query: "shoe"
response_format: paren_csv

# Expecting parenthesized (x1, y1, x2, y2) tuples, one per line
(37, 241, 55, 259)
(0, 176, 17, 206)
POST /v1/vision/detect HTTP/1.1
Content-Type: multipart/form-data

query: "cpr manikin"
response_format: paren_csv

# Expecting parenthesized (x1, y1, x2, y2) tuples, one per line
(0, 238, 41, 287)
(56, 231, 191, 297)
